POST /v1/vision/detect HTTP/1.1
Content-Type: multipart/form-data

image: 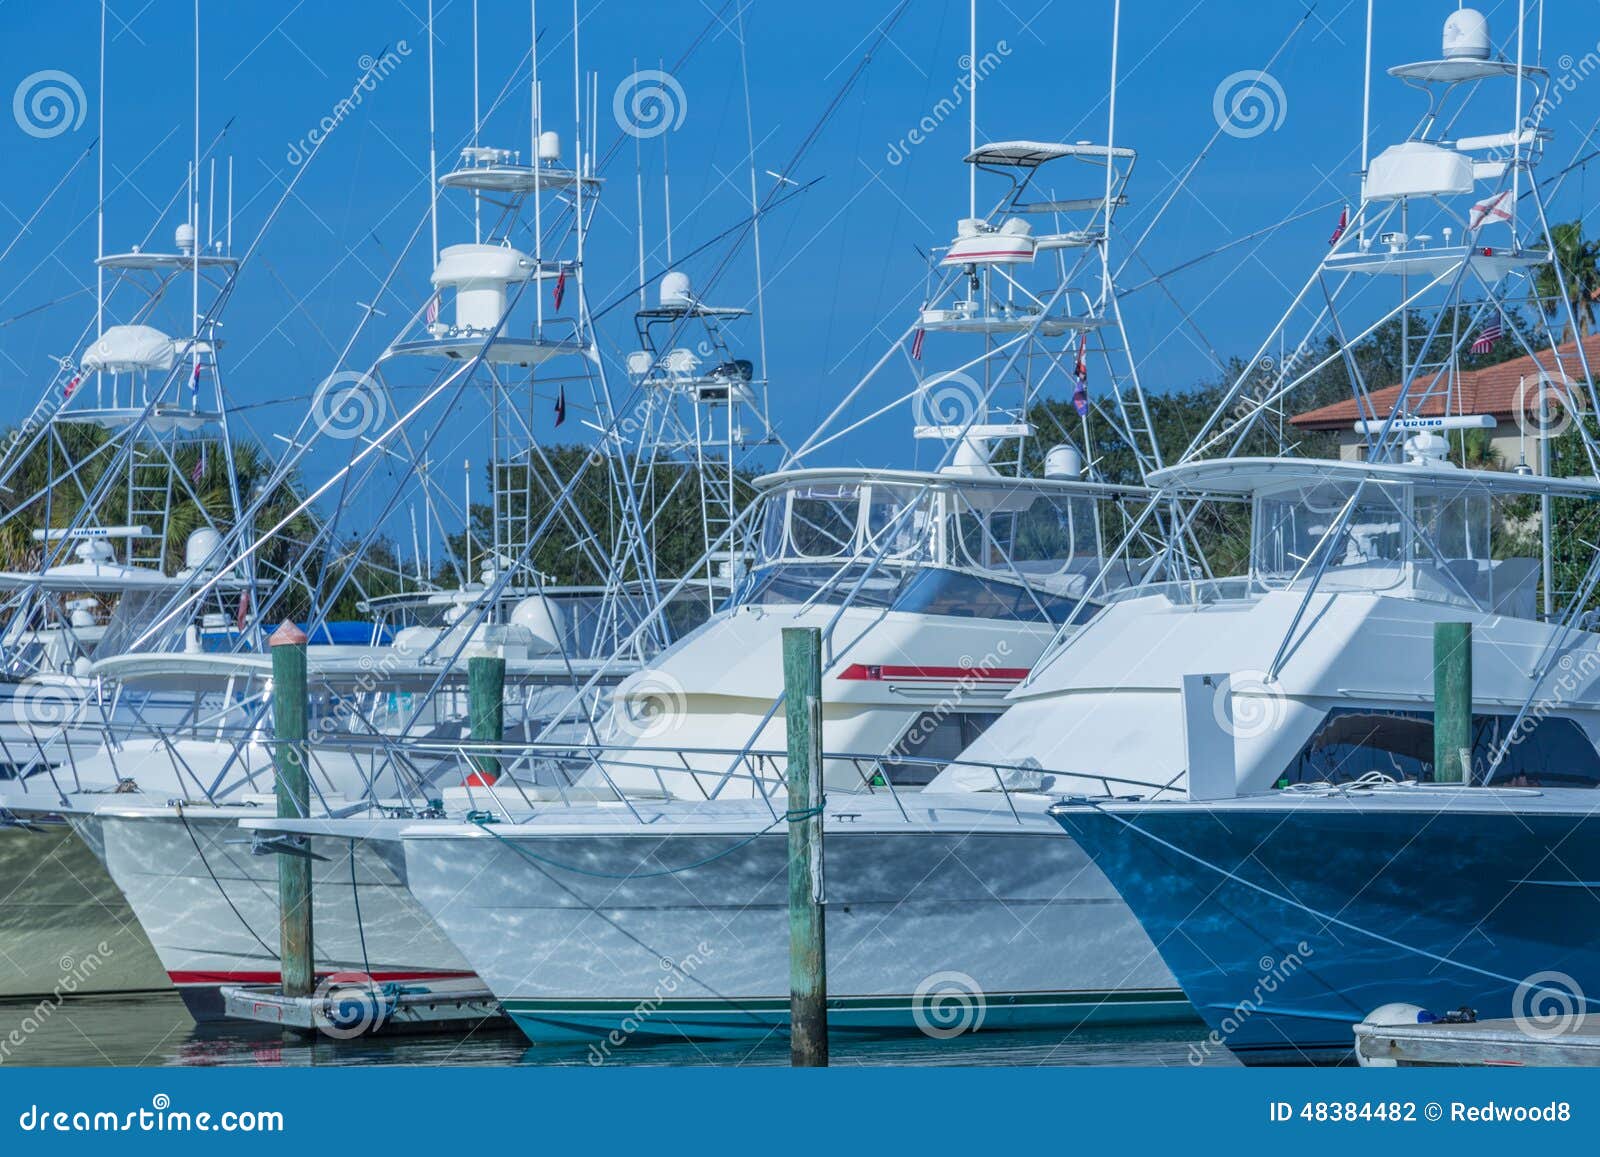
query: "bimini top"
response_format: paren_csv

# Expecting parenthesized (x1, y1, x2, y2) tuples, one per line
(1149, 456, 1600, 500)
(753, 465, 1151, 502)
(965, 140, 1136, 168)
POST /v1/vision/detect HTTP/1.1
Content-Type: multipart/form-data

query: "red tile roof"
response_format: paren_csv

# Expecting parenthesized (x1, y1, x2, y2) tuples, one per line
(1289, 333, 1600, 430)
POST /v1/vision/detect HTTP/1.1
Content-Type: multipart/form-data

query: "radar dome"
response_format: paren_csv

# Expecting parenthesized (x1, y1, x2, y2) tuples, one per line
(659, 271, 693, 309)
(175, 221, 197, 254)
(185, 527, 223, 571)
(510, 595, 566, 656)
(1442, 9, 1490, 60)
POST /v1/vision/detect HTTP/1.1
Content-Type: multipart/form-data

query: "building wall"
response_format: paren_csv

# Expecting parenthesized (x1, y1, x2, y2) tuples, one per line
(1326, 421, 1535, 467)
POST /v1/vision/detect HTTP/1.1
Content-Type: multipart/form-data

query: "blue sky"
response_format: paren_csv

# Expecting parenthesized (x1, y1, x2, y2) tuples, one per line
(1, 0, 1597, 524)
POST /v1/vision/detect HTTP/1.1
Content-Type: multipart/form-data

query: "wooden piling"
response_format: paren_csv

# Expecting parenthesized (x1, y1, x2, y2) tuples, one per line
(1434, 621, 1473, 784)
(467, 654, 507, 785)
(782, 627, 828, 1067)
(270, 620, 313, 998)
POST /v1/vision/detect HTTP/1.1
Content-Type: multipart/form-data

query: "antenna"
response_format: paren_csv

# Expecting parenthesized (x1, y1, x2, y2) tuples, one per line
(736, 0, 771, 426)
(191, 0, 201, 366)
(633, 58, 646, 309)
(427, 0, 438, 261)
(1104, 0, 1121, 298)
(968, 0, 976, 217)
(96, 0, 105, 341)
(1360, 0, 1373, 245)
(531, 0, 544, 335)
(472, 0, 481, 243)
(662, 58, 674, 266)
(226, 155, 233, 253)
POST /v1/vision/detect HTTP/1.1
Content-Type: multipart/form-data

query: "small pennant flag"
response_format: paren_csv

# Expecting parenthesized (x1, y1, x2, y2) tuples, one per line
(1072, 332, 1089, 416)
(554, 383, 567, 427)
(553, 268, 568, 310)
(235, 588, 251, 632)
(190, 362, 204, 397)
(910, 328, 926, 361)
(1470, 191, 1513, 231)
(191, 448, 206, 484)
(63, 374, 79, 398)
(425, 294, 440, 325)
(1328, 206, 1349, 246)
(1471, 315, 1503, 355)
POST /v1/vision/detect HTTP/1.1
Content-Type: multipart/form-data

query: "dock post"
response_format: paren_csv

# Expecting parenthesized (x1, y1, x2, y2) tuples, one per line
(782, 627, 828, 1067)
(467, 654, 507, 785)
(1434, 621, 1473, 784)
(270, 621, 314, 998)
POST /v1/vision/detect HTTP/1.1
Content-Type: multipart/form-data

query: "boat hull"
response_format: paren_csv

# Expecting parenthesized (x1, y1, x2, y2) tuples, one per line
(1053, 794, 1600, 1064)
(401, 802, 1189, 1045)
(0, 820, 168, 998)
(91, 811, 474, 1021)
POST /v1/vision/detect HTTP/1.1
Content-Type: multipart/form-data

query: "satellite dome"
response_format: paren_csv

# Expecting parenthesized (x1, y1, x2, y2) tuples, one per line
(1442, 9, 1490, 60)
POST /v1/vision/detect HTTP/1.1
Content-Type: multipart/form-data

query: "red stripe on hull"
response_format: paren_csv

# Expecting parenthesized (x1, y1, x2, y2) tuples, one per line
(837, 663, 1030, 682)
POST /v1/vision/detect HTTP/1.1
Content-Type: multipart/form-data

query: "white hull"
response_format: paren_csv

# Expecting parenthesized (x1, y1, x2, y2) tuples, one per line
(90, 810, 473, 1020)
(399, 795, 1186, 1042)
(0, 821, 167, 998)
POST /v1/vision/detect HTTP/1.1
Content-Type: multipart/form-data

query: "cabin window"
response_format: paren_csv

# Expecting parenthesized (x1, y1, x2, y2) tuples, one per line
(1252, 485, 1407, 592)
(881, 710, 1004, 786)
(787, 485, 860, 559)
(1282, 707, 1600, 788)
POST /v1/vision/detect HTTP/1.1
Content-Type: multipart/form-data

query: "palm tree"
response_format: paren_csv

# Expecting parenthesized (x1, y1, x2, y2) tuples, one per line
(1535, 221, 1600, 343)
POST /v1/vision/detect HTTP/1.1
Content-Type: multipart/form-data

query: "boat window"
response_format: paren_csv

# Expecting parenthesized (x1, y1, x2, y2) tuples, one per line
(881, 710, 1005, 787)
(863, 485, 935, 558)
(1252, 485, 1407, 592)
(1282, 707, 1600, 788)
(952, 491, 1111, 581)
(787, 485, 861, 559)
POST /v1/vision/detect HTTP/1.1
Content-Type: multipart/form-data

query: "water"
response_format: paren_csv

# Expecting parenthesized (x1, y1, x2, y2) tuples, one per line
(0, 993, 1235, 1067)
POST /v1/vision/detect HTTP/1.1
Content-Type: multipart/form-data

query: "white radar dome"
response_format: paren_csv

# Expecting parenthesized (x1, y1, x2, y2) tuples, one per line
(1442, 9, 1490, 61)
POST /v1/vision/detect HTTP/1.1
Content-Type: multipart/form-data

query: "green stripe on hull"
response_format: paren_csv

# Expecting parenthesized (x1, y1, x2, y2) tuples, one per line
(505, 990, 1194, 1044)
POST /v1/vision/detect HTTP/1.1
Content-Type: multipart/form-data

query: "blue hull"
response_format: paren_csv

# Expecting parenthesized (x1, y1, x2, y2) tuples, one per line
(1051, 800, 1600, 1064)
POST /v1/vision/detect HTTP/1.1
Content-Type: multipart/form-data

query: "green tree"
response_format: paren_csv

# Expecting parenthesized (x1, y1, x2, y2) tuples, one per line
(1535, 221, 1600, 343)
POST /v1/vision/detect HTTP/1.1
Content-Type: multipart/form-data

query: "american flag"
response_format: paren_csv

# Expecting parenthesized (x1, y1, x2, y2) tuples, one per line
(1328, 206, 1349, 247)
(63, 374, 79, 398)
(553, 268, 568, 310)
(425, 294, 440, 325)
(910, 328, 926, 361)
(1472, 316, 1503, 355)
(191, 449, 206, 484)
